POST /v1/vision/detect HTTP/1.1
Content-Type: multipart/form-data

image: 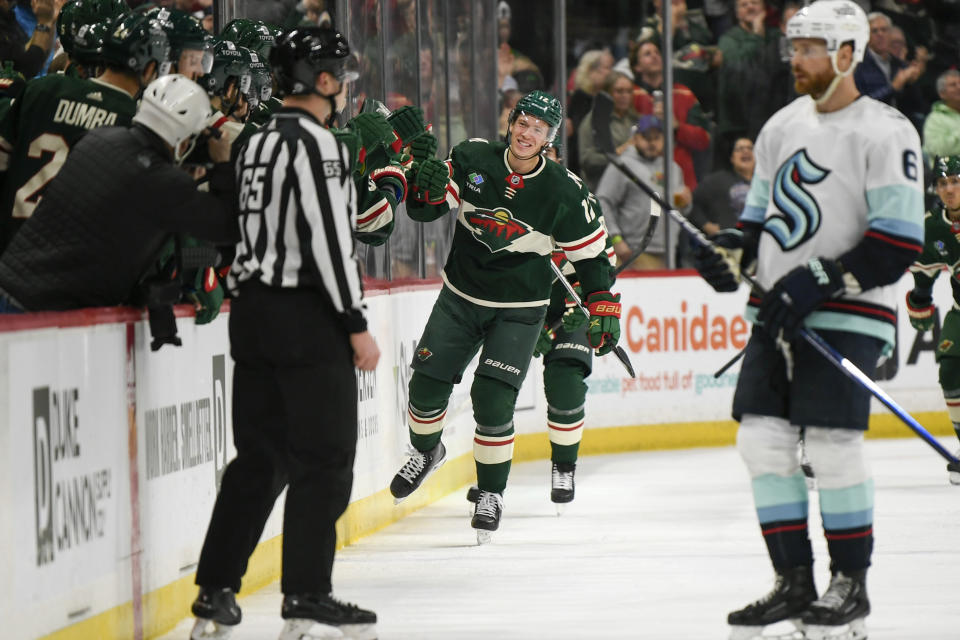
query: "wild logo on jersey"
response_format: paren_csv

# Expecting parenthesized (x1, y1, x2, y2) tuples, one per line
(465, 207, 532, 253)
(767, 148, 830, 251)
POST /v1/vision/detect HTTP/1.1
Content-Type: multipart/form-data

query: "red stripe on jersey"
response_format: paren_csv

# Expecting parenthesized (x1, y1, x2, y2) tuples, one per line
(821, 301, 896, 323)
(865, 230, 923, 252)
(445, 184, 460, 204)
(358, 201, 389, 224)
(562, 229, 605, 252)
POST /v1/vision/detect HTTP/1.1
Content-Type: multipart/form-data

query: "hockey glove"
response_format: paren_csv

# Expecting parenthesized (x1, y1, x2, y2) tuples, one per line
(692, 229, 747, 293)
(369, 161, 408, 203)
(561, 282, 587, 332)
(585, 291, 622, 355)
(189, 267, 224, 325)
(533, 324, 555, 358)
(906, 289, 936, 332)
(409, 132, 439, 168)
(411, 157, 450, 205)
(757, 257, 845, 342)
(388, 105, 429, 148)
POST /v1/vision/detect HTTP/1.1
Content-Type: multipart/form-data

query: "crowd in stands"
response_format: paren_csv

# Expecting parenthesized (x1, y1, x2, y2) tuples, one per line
(503, 0, 960, 271)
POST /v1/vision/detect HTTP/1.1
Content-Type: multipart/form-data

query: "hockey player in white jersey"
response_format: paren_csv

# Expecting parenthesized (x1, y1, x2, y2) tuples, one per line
(692, 1, 924, 639)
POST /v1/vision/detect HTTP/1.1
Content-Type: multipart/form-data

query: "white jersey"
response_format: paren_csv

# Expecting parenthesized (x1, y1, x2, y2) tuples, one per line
(740, 94, 924, 348)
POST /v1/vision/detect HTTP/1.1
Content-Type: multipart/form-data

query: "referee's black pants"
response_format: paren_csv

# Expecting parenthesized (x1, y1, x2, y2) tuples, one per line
(196, 281, 358, 595)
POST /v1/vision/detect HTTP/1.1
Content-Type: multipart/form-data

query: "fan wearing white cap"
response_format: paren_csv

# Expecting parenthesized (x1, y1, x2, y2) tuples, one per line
(690, 2, 925, 639)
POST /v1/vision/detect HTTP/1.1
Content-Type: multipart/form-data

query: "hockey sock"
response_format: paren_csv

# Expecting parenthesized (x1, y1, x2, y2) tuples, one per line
(751, 473, 815, 570)
(544, 361, 587, 464)
(820, 481, 875, 573)
(472, 374, 518, 493)
(407, 372, 452, 451)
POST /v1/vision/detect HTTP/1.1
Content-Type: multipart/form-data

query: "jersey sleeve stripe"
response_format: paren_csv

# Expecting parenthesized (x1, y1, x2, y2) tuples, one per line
(740, 204, 766, 225)
(557, 229, 606, 251)
(357, 199, 391, 226)
(866, 185, 924, 240)
(863, 230, 923, 252)
(908, 263, 946, 276)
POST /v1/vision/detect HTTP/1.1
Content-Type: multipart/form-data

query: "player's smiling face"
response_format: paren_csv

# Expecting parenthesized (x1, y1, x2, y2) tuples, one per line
(509, 113, 550, 158)
(790, 38, 833, 98)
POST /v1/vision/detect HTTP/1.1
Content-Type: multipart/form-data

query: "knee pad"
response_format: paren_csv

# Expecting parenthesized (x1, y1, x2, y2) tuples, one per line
(803, 426, 869, 489)
(471, 374, 518, 430)
(736, 414, 802, 478)
(543, 361, 588, 411)
(408, 372, 453, 436)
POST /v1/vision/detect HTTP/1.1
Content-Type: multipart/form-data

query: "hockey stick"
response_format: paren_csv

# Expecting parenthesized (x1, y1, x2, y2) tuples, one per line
(609, 157, 960, 465)
(591, 91, 662, 267)
(548, 259, 636, 378)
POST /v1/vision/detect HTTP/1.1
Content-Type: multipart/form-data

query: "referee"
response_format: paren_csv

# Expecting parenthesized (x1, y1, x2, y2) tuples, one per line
(190, 27, 381, 640)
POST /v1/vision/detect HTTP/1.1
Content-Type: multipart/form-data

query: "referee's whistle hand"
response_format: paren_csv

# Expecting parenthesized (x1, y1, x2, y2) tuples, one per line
(350, 331, 381, 371)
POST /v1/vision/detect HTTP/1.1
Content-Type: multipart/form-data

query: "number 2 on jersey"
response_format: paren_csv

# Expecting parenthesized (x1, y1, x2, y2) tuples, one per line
(14, 133, 69, 219)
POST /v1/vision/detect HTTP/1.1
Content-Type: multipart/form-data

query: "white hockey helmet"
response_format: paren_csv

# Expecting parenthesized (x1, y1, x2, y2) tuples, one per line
(786, 0, 869, 76)
(133, 74, 212, 163)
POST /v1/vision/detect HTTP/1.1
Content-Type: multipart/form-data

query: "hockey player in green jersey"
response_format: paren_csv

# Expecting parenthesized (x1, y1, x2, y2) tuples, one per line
(143, 6, 213, 82)
(0, 9, 171, 249)
(389, 90, 622, 543)
(906, 154, 960, 485)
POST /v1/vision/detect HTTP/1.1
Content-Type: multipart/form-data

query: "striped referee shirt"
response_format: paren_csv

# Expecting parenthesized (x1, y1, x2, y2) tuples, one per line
(229, 106, 367, 332)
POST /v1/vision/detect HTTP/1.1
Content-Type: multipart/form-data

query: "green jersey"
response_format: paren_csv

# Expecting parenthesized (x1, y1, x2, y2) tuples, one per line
(910, 204, 960, 304)
(0, 74, 136, 243)
(408, 139, 612, 307)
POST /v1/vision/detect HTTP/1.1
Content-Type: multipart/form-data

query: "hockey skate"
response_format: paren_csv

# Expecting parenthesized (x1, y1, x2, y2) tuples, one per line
(801, 570, 869, 640)
(727, 566, 816, 640)
(471, 490, 503, 545)
(948, 449, 960, 485)
(389, 441, 446, 504)
(551, 461, 575, 514)
(190, 587, 241, 639)
(279, 593, 376, 640)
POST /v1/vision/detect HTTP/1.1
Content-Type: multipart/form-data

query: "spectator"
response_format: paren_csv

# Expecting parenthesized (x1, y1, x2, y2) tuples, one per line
(282, 0, 331, 28)
(577, 70, 638, 191)
(497, 1, 540, 93)
(0, 0, 57, 79)
(854, 13, 924, 111)
(497, 87, 520, 140)
(886, 23, 931, 130)
(716, 0, 782, 166)
(567, 48, 613, 177)
(13, 0, 60, 77)
(596, 115, 690, 271)
(922, 69, 960, 162)
(636, 0, 719, 112)
(629, 38, 711, 189)
(690, 136, 754, 237)
(0, 75, 237, 315)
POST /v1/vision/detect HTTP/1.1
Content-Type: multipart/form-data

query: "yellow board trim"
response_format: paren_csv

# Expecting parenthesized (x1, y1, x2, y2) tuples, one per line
(41, 412, 954, 639)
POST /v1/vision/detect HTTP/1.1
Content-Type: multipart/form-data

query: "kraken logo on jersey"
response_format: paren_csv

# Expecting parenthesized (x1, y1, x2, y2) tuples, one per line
(766, 149, 830, 251)
(465, 207, 533, 253)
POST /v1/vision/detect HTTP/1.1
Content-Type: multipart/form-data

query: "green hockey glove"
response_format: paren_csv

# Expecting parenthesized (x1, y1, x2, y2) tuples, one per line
(387, 105, 428, 147)
(906, 290, 935, 332)
(533, 324, 555, 358)
(585, 291, 622, 355)
(189, 267, 224, 325)
(411, 157, 450, 205)
(409, 132, 439, 167)
(561, 282, 587, 332)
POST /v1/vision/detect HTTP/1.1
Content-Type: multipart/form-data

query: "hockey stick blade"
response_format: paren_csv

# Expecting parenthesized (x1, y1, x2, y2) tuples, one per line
(621, 167, 960, 465)
(548, 260, 636, 378)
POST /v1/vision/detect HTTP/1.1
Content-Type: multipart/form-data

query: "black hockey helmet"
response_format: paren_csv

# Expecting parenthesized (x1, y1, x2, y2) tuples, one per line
(270, 26, 357, 97)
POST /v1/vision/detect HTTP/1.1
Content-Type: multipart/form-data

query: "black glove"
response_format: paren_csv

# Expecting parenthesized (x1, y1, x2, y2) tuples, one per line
(692, 229, 747, 293)
(757, 257, 846, 341)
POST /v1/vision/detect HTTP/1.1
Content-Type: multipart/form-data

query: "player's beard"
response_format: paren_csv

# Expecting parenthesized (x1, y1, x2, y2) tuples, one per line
(794, 68, 835, 100)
